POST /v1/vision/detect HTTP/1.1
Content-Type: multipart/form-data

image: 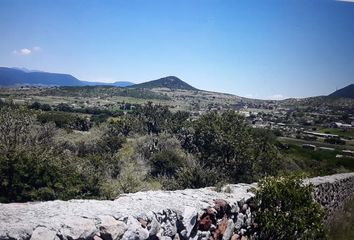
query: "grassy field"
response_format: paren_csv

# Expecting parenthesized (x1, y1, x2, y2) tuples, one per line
(319, 128, 354, 140)
(278, 137, 354, 151)
(280, 143, 354, 176)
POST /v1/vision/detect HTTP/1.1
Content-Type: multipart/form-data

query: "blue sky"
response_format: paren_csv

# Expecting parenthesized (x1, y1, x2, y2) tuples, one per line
(0, 0, 353, 99)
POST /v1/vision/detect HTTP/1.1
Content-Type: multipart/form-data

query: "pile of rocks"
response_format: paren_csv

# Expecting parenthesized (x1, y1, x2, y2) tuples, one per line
(126, 198, 257, 240)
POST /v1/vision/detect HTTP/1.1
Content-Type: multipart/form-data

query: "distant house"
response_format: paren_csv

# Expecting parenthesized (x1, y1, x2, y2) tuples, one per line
(303, 131, 339, 139)
(331, 122, 352, 129)
(13, 99, 26, 105)
(342, 150, 354, 157)
(318, 147, 335, 151)
(238, 110, 250, 117)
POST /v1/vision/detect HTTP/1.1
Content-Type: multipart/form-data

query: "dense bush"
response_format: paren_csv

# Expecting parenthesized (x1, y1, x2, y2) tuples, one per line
(179, 111, 280, 183)
(169, 161, 221, 190)
(91, 113, 110, 125)
(324, 137, 346, 145)
(254, 175, 325, 240)
(251, 128, 280, 179)
(38, 111, 91, 131)
(0, 147, 86, 202)
(0, 105, 128, 202)
(29, 101, 52, 111)
(150, 150, 186, 177)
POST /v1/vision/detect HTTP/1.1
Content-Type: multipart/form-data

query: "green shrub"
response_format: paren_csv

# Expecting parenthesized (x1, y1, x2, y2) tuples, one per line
(37, 111, 91, 131)
(150, 150, 185, 177)
(0, 147, 86, 202)
(163, 162, 221, 190)
(254, 175, 325, 240)
(180, 111, 280, 183)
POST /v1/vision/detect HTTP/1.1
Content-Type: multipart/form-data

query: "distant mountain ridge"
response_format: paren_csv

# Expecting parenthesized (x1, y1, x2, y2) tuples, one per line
(0, 67, 134, 87)
(0, 67, 199, 90)
(131, 76, 198, 90)
(0, 67, 83, 86)
(329, 84, 354, 99)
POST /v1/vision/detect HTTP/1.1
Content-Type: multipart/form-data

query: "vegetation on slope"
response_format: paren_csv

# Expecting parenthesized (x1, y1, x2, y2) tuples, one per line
(0, 102, 279, 202)
(41, 85, 170, 100)
(279, 144, 354, 176)
(329, 84, 354, 99)
(131, 76, 198, 90)
(0, 99, 353, 203)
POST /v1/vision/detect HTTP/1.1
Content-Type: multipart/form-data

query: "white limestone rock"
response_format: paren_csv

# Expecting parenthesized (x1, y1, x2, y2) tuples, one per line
(97, 215, 127, 240)
(182, 206, 198, 238)
(121, 216, 149, 240)
(57, 216, 98, 240)
(30, 227, 58, 240)
(222, 219, 235, 240)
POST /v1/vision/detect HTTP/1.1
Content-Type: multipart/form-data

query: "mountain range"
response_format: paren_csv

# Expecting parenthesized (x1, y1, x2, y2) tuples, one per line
(0, 67, 134, 87)
(0, 67, 196, 91)
(0, 67, 353, 99)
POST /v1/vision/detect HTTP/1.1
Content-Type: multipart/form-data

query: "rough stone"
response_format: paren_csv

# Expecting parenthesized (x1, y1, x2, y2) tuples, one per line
(235, 213, 245, 231)
(222, 219, 235, 240)
(58, 216, 98, 240)
(97, 215, 127, 240)
(121, 216, 149, 240)
(182, 206, 198, 238)
(148, 217, 161, 236)
(30, 227, 58, 240)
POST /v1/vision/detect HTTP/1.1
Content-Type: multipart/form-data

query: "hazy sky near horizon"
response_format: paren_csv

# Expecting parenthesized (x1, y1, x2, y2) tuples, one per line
(0, 0, 354, 99)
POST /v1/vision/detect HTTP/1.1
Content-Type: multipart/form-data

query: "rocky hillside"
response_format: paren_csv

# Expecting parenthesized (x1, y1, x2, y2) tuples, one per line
(131, 76, 198, 90)
(329, 84, 354, 99)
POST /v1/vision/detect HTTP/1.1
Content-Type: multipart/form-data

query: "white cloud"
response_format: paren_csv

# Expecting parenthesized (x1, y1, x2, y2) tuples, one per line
(336, 0, 354, 2)
(268, 94, 287, 100)
(244, 94, 254, 98)
(20, 48, 32, 55)
(13, 48, 32, 56)
(12, 46, 42, 56)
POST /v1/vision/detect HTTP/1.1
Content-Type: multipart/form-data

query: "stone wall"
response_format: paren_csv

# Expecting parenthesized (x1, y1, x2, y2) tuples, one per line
(0, 184, 256, 240)
(307, 172, 354, 225)
(1, 173, 354, 240)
